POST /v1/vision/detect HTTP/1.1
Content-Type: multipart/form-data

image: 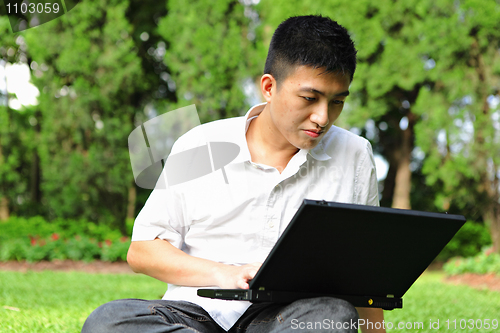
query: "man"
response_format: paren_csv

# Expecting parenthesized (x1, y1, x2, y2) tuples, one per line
(83, 15, 385, 333)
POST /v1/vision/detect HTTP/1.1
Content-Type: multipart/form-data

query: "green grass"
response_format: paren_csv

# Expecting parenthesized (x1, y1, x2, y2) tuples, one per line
(384, 272, 500, 332)
(0, 270, 499, 332)
(0, 270, 166, 332)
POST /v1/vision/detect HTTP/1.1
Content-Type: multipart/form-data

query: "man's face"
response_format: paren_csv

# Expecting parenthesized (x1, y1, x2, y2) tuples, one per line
(262, 65, 351, 151)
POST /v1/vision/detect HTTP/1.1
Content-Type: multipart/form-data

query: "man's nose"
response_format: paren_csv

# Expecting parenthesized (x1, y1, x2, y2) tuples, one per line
(310, 103, 329, 128)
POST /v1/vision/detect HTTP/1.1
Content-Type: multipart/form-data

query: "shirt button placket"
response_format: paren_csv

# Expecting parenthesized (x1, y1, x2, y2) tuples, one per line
(263, 185, 281, 247)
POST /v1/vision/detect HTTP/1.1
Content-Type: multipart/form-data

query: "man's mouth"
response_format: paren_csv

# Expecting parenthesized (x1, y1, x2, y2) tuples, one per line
(303, 130, 323, 138)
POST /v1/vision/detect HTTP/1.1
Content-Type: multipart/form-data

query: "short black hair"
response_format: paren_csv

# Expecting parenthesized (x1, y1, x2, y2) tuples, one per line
(264, 15, 357, 85)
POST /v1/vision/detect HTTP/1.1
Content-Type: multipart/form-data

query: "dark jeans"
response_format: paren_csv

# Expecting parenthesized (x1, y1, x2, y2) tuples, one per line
(82, 297, 359, 332)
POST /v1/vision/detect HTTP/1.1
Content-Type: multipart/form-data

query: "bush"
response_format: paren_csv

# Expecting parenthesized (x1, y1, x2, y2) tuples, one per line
(101, 237, 130, 262)
(0, 216, 125, 243)
(436, 221, 491, 262)
(0, 216, 131, 262)
(444, 248, 500, 276)
(0, 234, 131, 263)
(0, 238, 30, 261)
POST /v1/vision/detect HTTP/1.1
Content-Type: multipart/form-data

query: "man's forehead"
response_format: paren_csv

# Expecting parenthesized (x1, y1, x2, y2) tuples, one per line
(283, 65, 351, 92)
(298, 86, 350, 97)
(286, 64, 350, 81)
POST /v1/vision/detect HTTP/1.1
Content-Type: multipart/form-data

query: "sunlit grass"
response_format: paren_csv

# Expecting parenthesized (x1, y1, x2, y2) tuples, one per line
(384, 272, 500, 332)
(0, 270, 499, 332)
(0, 270, 166, 333)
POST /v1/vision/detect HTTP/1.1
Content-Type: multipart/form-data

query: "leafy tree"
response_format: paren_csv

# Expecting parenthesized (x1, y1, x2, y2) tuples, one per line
(0, 15, 17, 220)
(157, 0, 262, 123)
(124, 0, 171, 219)
(411, 0, 500, 252)
(0, 14, 42, 220)
(22, 0, 153, 232)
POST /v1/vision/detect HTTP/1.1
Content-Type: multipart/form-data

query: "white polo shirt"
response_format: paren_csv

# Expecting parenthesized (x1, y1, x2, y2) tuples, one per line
(132, 103, 379, 331)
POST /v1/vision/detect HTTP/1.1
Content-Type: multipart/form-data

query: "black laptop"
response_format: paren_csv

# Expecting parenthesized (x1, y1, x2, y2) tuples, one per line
(197, 200, 465, 310)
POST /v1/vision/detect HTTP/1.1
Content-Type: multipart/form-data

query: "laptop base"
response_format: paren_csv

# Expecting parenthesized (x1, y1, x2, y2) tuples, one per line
(197, 289, 402, 310)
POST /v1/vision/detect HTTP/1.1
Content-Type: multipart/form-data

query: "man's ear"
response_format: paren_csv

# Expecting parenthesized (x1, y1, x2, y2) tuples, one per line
(260, 74, 275, 103)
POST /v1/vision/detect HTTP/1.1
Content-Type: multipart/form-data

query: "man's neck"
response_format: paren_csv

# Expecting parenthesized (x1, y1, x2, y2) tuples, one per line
(245, 104, 299, 173)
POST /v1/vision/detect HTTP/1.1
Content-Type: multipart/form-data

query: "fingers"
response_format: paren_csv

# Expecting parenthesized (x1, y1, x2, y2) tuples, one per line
(215, 262, 263, 289)
(237, 263, 262, 288)
(246, 262, 262, 277)
(244, 263, 261, 279)
(237, 280, 250, 289)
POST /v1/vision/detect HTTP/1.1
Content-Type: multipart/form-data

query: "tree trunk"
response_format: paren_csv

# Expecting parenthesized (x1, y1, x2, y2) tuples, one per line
(31, 110, 42, 204)
(380, 161, 397, 208)
(392, 152, 411, 209)
(0, 61, 9, 221)
(470, 37, 499, 253)
(126, 184, 137, 220)
(0, 196, 9, 221)
(484, 203, 500, 254)
(392, 114, 414, 210)
(31, 150, 41, 203)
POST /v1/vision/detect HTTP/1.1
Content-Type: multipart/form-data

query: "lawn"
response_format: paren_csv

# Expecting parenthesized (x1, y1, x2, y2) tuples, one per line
(0, 270, 166, 333)
(383, 272, 500, 332)
(0, 270, 499, 332)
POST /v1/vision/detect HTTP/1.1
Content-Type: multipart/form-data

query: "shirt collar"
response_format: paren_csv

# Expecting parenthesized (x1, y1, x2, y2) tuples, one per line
(232, 103, 331, 165)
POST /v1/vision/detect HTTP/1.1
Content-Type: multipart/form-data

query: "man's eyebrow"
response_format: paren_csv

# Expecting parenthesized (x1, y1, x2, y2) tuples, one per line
(298, 87, 350, 97)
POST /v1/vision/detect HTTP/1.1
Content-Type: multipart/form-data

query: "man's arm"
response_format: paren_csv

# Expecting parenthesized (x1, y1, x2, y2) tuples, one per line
(127, 238, 261, 289)
(356, 307, 386, 333)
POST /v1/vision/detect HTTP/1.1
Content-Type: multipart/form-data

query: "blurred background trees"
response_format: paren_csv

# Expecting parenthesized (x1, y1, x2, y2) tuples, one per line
(1, 0, 499, 253)
(0, 12, 38, 220)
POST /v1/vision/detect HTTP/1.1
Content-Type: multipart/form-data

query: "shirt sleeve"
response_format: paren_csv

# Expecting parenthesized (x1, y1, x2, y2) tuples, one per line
(130, 181, 186, 249)
(355, 140, 380, 207)
(131, 138, 193, 248)
(131, 122, 212, 247)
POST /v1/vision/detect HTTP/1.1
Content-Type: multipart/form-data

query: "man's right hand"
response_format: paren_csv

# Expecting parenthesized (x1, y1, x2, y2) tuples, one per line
(214, 262, 262, 289)
(127, 238, 262, 289)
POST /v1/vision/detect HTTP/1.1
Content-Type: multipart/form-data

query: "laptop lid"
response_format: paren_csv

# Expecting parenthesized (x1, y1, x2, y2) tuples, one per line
(247, 200, 465, 299)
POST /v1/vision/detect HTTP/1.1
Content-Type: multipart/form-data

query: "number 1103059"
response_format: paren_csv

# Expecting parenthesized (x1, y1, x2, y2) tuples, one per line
(445, 319, 498, 330)
(6, 2, 60, 14)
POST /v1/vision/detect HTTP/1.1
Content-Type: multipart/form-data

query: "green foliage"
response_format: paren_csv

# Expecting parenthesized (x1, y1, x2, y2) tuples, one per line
(0, 105, 40, 211)
(101, 238, 130, 261)
(0, 216, 130, 262)
(444, 249, 500, 276)
(0, 235, 130, 263)
(436, 221, 491, 261)
(158, 0, 261, 122)
(409, 0, 500, 249)
(0, 16, 44, 217)
(19, 0, 151, 230)
(0, 216, 124, 242)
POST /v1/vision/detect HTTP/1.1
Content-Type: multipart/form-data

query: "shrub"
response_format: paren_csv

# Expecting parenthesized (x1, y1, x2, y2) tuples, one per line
(436, 221, 491, 262)
(101, 237, 131, 262)
(0, 216, 125, 243)
(0, 238, 30, 261)
(0, 234, 131, 263)
(0, 216, 131, 262)
(444, 248, 500, 276)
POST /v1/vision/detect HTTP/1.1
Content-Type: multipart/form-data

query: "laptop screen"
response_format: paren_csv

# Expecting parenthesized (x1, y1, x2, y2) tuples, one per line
(249, 200, 465, 298)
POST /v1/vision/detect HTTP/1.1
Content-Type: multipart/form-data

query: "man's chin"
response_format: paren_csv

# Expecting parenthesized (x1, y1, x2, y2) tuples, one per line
(294, 140, 320, 151)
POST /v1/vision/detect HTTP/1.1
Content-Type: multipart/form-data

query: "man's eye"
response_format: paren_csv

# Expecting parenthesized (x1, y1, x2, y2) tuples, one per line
(303, 97, 315, 101)
(332, 100, 344, 105)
